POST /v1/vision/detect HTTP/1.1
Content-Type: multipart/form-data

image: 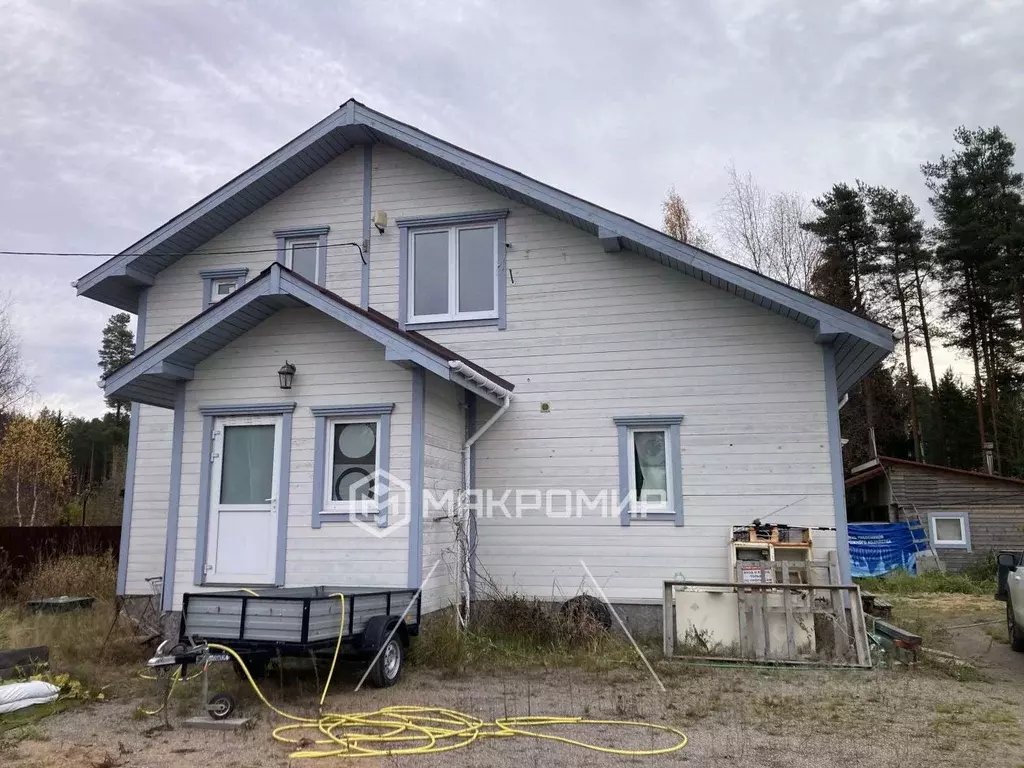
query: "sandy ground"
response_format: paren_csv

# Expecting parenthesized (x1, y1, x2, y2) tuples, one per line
(5, 634, 1024, 768)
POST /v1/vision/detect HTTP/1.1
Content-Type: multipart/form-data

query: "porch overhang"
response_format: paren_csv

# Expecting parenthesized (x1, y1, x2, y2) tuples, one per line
(103, 263, 513, 408)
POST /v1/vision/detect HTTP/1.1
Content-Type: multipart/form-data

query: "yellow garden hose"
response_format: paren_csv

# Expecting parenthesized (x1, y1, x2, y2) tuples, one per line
(156, 592, 688, 758)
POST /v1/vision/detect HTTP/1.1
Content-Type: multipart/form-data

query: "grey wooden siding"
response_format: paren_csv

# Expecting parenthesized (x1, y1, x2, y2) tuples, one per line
(889, 463, 1024, 571)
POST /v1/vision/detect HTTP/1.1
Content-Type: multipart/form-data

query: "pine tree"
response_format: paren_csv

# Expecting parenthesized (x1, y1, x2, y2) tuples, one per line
(865, 186, 928, 460)
(802, 182, 878, 316)
(922, 126, 1024, 472)
(98, 312, 135, 424)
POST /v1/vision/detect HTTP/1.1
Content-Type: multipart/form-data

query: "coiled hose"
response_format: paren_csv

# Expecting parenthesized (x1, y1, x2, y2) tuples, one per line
(153, 593, 688, 759)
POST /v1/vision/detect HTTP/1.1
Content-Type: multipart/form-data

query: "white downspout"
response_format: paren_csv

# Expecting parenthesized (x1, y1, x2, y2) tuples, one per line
(449, 361, 512, 625)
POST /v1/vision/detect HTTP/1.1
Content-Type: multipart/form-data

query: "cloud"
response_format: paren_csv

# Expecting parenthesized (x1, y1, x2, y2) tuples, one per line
(1, 0, 1022, 415)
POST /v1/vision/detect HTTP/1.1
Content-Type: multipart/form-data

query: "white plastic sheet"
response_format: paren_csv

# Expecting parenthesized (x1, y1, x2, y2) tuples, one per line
(0, 680, 60, 714)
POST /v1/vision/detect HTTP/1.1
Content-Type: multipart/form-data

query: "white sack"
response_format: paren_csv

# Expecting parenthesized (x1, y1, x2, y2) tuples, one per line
(0, 680, 60, 714)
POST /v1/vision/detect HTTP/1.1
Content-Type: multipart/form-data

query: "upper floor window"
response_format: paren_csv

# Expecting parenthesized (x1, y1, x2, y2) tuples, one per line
(200, 268, 248, 310)
(397, 210, 508, 330)
(286, 238, 321, 284)
(212, 278, 237, 302)
(274, 226, 330, 287)
(411, 225, 497, 322)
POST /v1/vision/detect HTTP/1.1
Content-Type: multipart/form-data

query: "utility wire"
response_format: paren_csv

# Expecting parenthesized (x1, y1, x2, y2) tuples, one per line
(0, 241, 368, 265)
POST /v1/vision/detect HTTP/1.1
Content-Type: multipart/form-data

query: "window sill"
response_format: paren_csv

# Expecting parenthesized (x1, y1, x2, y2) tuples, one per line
(934, 542, 970, 550)
(404, 317, 501, 332)
(316, 511, 387, 527)
(626, 512, 679, 524)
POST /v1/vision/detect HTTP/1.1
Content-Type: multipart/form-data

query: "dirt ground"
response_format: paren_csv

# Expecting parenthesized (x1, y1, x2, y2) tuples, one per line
(3, 594, 1023, 768)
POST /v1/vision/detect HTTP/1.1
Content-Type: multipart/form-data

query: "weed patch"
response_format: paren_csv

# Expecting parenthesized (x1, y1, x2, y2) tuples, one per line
(857, 569, 996, 596)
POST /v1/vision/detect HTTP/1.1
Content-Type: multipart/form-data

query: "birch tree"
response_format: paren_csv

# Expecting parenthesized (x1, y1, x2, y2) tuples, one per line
(718, 164, 822, 291)
(0, 412, 70, 526)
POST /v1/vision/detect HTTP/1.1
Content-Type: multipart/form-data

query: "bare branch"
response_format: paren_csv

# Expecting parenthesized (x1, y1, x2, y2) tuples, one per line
(0, 296, 32, 415)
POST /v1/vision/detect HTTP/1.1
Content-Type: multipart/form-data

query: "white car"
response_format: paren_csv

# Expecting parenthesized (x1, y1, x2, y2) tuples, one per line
(999, 551, 1024, 652)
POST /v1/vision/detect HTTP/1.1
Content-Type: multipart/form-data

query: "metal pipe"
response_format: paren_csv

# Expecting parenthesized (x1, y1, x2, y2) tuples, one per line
(450, 360, 512, 625)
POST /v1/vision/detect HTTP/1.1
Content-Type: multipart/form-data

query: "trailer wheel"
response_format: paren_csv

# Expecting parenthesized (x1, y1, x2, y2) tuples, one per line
(369, 637, 403, 688)
(1009, 599, 1024, 652)
(207, 692, 236, 720)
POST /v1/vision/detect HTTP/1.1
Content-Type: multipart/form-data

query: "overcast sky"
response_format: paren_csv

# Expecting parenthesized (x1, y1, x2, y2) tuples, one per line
(2, 0, 1022, 418)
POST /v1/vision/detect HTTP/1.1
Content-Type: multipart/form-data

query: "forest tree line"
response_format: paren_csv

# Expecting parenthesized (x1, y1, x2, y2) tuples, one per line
(664, 126, 1024, 476)
(0, 310, 135, 525)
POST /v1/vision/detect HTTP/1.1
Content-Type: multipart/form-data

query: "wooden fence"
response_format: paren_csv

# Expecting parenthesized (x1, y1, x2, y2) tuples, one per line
(0, 526, 120, 586)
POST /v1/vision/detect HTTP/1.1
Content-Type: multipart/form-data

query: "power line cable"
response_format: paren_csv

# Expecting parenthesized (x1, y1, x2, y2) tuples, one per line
(0, 241, 367, 265)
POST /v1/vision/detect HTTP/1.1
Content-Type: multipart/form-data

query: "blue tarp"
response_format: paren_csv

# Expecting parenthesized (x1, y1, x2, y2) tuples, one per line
(848, 523, 929, 577)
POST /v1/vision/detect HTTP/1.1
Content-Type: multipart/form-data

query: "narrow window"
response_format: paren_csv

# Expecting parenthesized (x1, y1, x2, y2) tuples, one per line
(287, 239, 321, 283)
(613, 415, 684, 526)
(629, 428, 672, 512)
(324, 418, 379, 517)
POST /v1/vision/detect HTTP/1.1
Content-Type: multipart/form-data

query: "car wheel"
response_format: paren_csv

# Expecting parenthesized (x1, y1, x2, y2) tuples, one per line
(369, 636, 403, 688)
(1009, 600, 1024, 653)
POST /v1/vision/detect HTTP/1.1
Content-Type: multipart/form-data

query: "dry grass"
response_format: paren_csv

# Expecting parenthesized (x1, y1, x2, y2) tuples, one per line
(0, 553, 149, 692)
(411, 592, 641, 676)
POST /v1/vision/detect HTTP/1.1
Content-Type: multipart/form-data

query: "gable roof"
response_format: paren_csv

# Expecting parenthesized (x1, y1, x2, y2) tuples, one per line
(76, 98, 894, 395)
(845, 456, 1024, 490)
(103, 263, 513, 408)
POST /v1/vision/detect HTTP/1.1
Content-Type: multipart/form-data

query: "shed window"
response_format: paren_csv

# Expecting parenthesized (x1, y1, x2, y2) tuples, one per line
(930, 513, 969, 548)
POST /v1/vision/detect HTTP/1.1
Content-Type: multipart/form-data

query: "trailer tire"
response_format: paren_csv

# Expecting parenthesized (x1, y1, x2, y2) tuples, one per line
(1009, 599, 1024, 653)
(369, 636, 403, 688)
(208, 692, 235, 720)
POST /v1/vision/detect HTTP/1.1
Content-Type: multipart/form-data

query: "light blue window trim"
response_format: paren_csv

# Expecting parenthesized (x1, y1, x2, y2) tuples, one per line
(274, 225, 329, 286)
(116, 288, 147, 595)
(408, 368, 426, 588)
(160, 382, 187, 610)
(193, 402, 295, 587)
(928, 511, 972, 551)
(822, 344, 852, 583)
(613, 415, 684, 527)
(200, 268, 248, 310)
(361, 144, 372, 309)
(199, 402, 296, 416)
(397, 209, 509, 331)
(311, 403, 394, 528)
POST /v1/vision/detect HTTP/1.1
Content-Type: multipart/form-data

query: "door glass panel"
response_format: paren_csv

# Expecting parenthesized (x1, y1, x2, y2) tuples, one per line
(220, 425, 275, 504)
(413, 231, 449, 316)
(458, 226, 495, 312)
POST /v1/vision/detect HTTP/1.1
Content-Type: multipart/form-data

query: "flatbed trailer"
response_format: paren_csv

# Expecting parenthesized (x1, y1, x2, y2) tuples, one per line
(177, 586, 421, 691)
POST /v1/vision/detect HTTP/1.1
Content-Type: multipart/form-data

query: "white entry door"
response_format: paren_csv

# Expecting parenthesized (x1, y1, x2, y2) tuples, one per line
(205, 415, 282, 585)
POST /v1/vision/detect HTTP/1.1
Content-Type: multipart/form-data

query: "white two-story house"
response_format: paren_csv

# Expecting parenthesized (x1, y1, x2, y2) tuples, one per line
(75, 100, 894, 623)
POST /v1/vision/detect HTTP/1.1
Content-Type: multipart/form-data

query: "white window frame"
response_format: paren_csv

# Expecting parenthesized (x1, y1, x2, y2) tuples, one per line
(407, 224, 499, 324)
(626, 427, 674, 517)
(211, 278, 238, 303)
(320, 416, 381, 518)
(285, 237, 322, 284)
(930, 513, 970, 549)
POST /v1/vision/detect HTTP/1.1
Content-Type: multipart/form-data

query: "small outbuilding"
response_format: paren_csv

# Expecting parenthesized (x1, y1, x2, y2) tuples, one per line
(845, 456, 1024, 571)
